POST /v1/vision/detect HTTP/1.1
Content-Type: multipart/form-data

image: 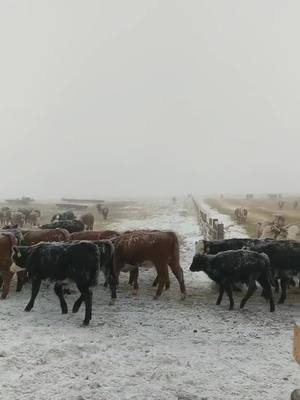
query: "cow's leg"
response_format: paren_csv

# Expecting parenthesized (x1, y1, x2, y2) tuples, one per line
(1, 270, 14, 299)
(132, 268, 139, 295)
(128, 270, 135, 285)
(54, 282, 68, 314)
(278, 278, 287, 304)
(274, 278, 280, 293)
(83, 289, 92, 325)
(108, 274, 117, 303)
(216, 285, 224, 305)
(152, 275, 158, 287)
(74, 282, 92, 326)
(153, 264, 168, 299)
(168, 262, 186, 299)
(25, 278, 41, 311)
(0, 274, 3, 288)
(16, 270, 27, 292)
(240, 278, 257, 309)
(224, 282, 234, 310)
(152, 274, 170, 290)
(258, 277, 275, 312)
(72, 295, 84, 313)
(102, 269, 117, 304)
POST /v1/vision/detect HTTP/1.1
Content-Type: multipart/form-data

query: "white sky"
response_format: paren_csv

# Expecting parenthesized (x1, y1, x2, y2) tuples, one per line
(0, 1, 299, 199)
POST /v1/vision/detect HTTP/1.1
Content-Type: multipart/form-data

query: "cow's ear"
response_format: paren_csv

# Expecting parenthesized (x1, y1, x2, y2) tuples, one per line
(12, 246, 21, 258)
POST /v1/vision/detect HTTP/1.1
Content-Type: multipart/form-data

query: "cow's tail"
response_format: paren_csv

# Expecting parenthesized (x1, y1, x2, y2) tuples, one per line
(260, 252, 275, 297)
(168, 231, 180, 266)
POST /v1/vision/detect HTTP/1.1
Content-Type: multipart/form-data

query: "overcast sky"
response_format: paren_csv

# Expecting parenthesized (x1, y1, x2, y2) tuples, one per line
(0, 1, 299, 199)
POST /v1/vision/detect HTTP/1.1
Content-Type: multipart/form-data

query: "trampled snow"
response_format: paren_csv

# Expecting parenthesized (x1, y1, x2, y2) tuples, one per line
(0, 197, 299, 400)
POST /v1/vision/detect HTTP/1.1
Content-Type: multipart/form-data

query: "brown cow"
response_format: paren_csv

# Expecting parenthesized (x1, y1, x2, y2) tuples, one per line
(0, 233, 18, 298)
(123, 229, 170, 290)
(79, 213, 95, 231)
(70, 230, 119, 241)
(112, 230, 186, 299)
(22, 228, 70, 245)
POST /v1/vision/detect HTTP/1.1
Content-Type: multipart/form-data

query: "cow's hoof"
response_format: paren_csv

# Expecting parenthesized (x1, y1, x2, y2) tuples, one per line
(109, 299, 116, 306)
(132, 289, 138, 296)
(24, 307, 32, 312)
(62, 310, 68, 315)
(180, 293, 186, 301)
(153, 295, 160, 300)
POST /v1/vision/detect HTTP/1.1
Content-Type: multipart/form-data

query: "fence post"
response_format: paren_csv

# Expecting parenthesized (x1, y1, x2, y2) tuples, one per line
(217, 223, 224, 240)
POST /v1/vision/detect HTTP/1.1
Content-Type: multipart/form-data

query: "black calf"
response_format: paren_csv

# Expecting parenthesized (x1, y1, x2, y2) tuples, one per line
(190, 249, 275, 312)
(12, 242, 100, 325)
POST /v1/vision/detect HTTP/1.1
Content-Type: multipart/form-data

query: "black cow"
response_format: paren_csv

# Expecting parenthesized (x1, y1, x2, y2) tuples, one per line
(190, 250, 275, 312)
(51, 211, 76, 222)
(195, 238, 266, 255)
(69, 240, 117, 310)
(195, 238, 268, 292)
(12, 242, 101, 325)
(247, 240, 300, 304)
(40, 220, 84, 233)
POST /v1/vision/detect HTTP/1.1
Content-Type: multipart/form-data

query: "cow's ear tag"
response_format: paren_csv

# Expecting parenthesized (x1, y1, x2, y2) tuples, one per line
(17, 251, 21, 258)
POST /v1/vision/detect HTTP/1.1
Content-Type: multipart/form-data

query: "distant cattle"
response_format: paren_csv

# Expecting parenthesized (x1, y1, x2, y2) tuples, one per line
(111, 230, 186, 299)
(101, 207, 109, 220)
(190, 250, 275, 312)
(234, 208, 248, 224)
(18, 208, 33, 224)
(40, 220, 84, 233)
(80, 213, 94, 231)
(12, 242, 102, 325)
(278, 201, 285, 210)
(27, 210, 40, 226)
(51, 211, 76, 222)
(10, 212, 25, 227)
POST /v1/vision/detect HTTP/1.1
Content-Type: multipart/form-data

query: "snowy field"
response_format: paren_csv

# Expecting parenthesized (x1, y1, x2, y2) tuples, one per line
(1, 197, 300, 400)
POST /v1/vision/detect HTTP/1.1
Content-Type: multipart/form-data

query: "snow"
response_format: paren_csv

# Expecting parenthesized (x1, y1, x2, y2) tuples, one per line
(0, 197, 299, 400)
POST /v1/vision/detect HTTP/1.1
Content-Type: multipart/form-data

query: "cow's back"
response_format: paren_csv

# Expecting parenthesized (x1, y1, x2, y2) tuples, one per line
(70, 230, 119, 241)
(23, 229, 70, 245)
(114, 231, 179, 265)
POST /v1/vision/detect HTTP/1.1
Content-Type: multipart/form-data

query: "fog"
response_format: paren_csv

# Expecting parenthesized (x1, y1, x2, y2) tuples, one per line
(0, 1, 299, 199)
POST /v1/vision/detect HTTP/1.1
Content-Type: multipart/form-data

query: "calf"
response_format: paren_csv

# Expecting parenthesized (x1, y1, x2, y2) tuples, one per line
(80, 213, 94, 231)
(112, 231, 185, 299)
(190, 250, 275, 312)
(12, 242, 101, 325)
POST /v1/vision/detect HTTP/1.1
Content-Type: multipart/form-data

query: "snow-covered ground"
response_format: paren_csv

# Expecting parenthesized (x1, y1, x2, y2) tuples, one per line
(1, 197, 299, 400)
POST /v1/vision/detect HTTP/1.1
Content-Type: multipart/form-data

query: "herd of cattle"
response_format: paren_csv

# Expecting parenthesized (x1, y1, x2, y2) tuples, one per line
(1, 206, 300, 325)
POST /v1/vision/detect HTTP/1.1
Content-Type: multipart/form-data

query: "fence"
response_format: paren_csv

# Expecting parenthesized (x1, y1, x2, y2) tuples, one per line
(191, 196, 225, 240)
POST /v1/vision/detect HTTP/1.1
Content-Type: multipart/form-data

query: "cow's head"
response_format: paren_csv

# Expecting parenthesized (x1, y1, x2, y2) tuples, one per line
(12, 246, 30, 269)
(190, 253, 209, 272)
